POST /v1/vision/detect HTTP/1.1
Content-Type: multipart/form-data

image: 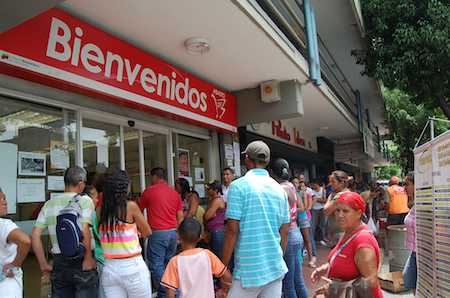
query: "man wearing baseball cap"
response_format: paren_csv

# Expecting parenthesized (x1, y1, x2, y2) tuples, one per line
(222, 140, 290, 297)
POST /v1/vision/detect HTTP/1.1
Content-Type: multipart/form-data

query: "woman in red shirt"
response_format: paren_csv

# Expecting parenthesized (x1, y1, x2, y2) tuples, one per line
(311, 191, 383, 298)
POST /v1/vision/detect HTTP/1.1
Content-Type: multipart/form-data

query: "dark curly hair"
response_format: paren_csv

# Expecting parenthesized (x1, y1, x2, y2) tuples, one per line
(176, 177, 191, 200)
(99, 168, 130, 233)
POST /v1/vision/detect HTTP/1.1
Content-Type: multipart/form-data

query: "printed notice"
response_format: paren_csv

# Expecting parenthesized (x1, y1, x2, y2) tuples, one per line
(17, 178, 45, 203)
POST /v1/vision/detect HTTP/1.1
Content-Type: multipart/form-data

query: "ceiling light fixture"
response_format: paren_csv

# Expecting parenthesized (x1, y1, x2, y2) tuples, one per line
(184, 37, 210, 55)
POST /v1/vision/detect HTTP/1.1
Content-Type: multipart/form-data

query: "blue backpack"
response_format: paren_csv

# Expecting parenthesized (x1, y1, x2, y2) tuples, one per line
(56, 194, 85, 258)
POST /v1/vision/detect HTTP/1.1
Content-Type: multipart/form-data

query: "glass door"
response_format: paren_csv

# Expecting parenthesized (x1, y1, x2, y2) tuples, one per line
(81, 118, 121, 178)
(82, 115, 169, 196)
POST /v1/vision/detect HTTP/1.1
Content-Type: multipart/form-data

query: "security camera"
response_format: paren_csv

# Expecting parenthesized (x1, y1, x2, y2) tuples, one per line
(128, 120, 135, 127)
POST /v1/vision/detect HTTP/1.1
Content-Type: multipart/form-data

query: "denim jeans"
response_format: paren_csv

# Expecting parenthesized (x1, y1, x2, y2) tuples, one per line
(282, 228, 308, 298)
(210, 228, 225, 260)
(403, 251, 417, 290)
(147, 230, 177, 298)
(228, 278, 283, 298)
(50, 254, 99, 298)
(310, 209, 326, 256)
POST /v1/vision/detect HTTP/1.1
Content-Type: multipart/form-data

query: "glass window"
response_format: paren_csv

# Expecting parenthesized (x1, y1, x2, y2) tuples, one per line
(174, 134, 210, 198)
(123, 127, 141, 200)
(143, 131, 167, 187)
(82, 118, 120, 177)
(0, 96, 76, 221)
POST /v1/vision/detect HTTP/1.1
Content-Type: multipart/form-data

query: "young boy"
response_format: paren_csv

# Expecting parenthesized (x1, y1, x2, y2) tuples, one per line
(161, 218, 232, 298)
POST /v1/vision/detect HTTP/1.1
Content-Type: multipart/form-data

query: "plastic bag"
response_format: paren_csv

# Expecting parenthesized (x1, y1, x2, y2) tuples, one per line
(367, 218, 379, 236)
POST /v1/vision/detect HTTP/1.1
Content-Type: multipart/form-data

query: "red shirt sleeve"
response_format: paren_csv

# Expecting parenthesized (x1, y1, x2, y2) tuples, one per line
(352, 232, 380, 265)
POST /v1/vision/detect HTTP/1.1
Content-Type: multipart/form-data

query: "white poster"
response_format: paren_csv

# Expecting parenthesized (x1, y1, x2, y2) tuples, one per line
(224, 144, 234, 160)
(47, 176, 65, 191)
(194, 183, 206, 198)
(414, 143, 434, 297)
(0, 142, 18, 213)
(97, 144, 109, 168)
(233, 142, 241, 177)
(18, 151, 46, 176)
(17, 178, 45, 203)
(431, 132, 450, 297)
(50, 141, 70, 169)
(194, 168, 205, 182)
(414, 130, 450, 298)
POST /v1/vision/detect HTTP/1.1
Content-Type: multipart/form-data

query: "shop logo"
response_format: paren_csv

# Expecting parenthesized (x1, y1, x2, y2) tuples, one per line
(212, 89, 226, 119)
(45, 17, 208, 112)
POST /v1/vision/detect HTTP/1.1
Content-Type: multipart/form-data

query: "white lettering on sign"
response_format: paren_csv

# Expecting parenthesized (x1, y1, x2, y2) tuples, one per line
(46, 17, 207, 112)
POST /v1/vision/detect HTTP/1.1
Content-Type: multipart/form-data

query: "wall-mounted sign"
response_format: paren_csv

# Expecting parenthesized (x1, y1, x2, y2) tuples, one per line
(0, 8, 237, 132)
(247, 120, 317, 152)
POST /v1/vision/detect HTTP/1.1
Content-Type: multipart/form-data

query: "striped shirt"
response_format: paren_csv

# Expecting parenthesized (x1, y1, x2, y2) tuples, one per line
(99, 222, 142, 259)
(35, 192, 94, 254)
(226, 168, 290, 288)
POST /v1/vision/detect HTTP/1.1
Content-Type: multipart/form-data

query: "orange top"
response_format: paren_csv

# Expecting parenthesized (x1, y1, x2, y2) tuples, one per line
(161, 248, 226, 298)
(387, 185, 410, 214)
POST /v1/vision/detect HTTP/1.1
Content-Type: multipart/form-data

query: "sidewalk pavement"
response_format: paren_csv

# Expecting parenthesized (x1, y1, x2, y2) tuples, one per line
(302, 244, 414, 298)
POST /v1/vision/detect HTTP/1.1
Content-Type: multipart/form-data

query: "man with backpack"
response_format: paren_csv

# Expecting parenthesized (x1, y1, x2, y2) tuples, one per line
(32, 166, 98, 298)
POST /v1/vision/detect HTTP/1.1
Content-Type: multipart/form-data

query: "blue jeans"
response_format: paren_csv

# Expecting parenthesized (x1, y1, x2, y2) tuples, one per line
(51, 254, 99, 298)
(147, 230, 177, 298)
(282, 228, 308, 298)
(310, 209, 326, 256)
(403, 251, 417, 290)
(210, 228, 225, 260)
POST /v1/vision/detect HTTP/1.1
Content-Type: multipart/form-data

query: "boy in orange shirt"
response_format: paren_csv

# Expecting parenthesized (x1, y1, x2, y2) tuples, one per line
(161, 218, 232, 298)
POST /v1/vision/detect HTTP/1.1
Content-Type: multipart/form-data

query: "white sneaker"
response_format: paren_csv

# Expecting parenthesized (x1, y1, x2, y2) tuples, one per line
(320, 240, 328, 247)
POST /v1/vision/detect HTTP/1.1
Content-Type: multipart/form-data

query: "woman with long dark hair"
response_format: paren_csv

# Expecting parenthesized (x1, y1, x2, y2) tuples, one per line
(175, 177, 191, 201)
(204, 180, 226, 259)
(98, 168, 152, 297)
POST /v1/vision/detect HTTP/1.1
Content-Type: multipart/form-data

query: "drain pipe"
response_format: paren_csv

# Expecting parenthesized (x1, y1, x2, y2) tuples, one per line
(301, 0, 321, 85)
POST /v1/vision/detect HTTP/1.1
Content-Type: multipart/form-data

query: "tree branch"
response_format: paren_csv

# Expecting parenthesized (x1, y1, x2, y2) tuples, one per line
(437, 97, 450, 120)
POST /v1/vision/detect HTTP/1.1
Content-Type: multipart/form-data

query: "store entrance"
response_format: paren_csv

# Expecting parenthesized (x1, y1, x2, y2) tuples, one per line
(82, 118, 169, 196)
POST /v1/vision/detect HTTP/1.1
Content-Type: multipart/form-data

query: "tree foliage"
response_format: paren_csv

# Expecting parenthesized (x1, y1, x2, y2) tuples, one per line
(354, 0, 450, 119)
(374, 164, 401, 180)
(384, 89, 449, 172)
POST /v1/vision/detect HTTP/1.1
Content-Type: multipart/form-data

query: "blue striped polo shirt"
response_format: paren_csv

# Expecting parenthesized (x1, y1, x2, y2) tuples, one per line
(226, 168, 290, 288)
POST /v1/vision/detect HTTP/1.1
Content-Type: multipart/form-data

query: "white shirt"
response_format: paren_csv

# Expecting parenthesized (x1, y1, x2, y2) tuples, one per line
(222, 184, 230, 203)
(0, 218, 18, 266)
(311, 187, 325, 210)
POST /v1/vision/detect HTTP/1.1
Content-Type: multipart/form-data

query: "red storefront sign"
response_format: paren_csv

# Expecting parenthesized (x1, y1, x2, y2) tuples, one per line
(0, 8, 237, 132)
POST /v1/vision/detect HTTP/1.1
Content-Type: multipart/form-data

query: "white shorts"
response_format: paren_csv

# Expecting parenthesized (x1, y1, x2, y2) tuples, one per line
(0, 268, 23, 298)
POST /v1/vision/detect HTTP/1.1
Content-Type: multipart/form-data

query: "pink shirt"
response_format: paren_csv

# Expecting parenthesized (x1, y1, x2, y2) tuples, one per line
(404, 207, 416, 252)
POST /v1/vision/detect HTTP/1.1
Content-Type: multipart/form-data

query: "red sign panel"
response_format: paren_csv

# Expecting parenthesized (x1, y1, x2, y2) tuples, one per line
(0, 8, 237, 132)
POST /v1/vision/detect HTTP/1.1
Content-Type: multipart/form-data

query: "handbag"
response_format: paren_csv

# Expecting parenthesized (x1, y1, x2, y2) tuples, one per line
(326, 229, 374, 298)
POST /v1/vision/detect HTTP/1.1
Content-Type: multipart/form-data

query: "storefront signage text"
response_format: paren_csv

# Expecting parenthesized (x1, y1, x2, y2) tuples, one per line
(0, 8, 237, 132)
(272, 120, 306, 146)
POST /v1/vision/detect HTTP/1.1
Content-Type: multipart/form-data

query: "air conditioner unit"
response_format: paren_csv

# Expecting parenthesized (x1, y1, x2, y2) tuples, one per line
(260, 80, 281, 103)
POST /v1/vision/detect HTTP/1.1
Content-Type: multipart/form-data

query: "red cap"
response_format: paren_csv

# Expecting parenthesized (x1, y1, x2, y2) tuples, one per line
(336, 191, 366, 214)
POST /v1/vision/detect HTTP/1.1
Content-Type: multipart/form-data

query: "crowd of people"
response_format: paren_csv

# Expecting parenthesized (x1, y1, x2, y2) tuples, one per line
(0, 140, 419, 298)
